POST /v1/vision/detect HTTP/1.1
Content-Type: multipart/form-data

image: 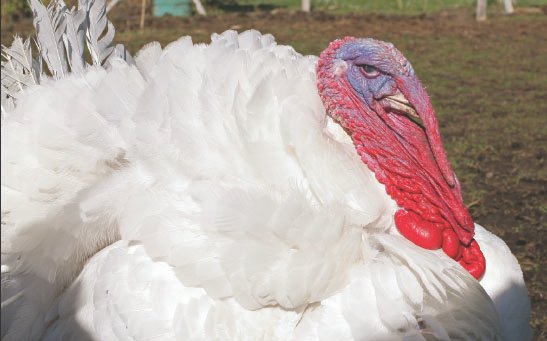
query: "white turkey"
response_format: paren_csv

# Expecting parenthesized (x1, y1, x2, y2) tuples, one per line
(0, 0, 531, 340)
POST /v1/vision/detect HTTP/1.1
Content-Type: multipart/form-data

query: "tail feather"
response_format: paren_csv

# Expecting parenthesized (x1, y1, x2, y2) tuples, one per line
(1, 0, 132, 114)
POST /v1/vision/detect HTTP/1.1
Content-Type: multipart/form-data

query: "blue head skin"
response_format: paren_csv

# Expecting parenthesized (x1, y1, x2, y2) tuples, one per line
(329, 38, 457, 188)
(336, 39, 416, 108)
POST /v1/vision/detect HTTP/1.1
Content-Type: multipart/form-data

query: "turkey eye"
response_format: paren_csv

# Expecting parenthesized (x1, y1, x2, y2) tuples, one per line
(360, 64, 380, 77)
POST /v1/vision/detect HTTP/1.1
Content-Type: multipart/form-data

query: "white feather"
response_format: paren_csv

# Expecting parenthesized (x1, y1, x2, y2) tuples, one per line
(29, 0, 68, 79)
(1, 36, 40, 93)
(62, 6, 87, 73)
(84, 0, 115, 66)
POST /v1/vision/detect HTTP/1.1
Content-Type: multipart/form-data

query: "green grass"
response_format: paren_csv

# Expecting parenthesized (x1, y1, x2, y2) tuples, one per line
(234, 0, 547, 14)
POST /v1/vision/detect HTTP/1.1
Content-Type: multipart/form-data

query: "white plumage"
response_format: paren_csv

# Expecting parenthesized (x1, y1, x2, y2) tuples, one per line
(1, 20, 530, 341)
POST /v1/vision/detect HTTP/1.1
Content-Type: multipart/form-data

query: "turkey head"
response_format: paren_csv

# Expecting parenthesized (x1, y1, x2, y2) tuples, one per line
(316, 37, 486, 279)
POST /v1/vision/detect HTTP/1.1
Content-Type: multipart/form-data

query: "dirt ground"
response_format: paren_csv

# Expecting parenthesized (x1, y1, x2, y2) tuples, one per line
(2, 4, 546, 339)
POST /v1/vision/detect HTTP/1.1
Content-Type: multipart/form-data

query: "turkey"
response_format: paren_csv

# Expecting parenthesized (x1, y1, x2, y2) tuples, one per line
(1, 0, 531, 340)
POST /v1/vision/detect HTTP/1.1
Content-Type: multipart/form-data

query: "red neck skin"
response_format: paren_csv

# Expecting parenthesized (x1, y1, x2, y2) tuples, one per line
(317, 38, 485, 279)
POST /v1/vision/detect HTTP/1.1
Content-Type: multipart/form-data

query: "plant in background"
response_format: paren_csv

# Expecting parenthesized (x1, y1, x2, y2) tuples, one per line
(1, 0, 32, 20)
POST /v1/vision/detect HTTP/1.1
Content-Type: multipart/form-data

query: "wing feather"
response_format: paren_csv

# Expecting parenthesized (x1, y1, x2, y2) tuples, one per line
(29, 0, 68, 78)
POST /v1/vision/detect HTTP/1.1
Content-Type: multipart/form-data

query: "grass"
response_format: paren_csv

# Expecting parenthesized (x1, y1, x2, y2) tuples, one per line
(234, 0, 547, 14)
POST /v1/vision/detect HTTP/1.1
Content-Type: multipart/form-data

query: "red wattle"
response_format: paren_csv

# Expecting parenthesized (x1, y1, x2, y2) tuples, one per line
(459, 240, 486, 280)
(395, 208, 485, 279)
(395, 210, 442, 250)
(442, 229, 461, 259)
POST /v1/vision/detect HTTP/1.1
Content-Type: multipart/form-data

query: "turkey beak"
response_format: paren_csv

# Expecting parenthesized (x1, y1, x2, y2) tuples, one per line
(383, 92, 421, 126)
(395, 76, 457, 188)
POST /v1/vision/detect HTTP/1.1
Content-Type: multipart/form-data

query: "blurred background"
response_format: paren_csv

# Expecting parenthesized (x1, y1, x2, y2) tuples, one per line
(1, 0, 546, 338)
